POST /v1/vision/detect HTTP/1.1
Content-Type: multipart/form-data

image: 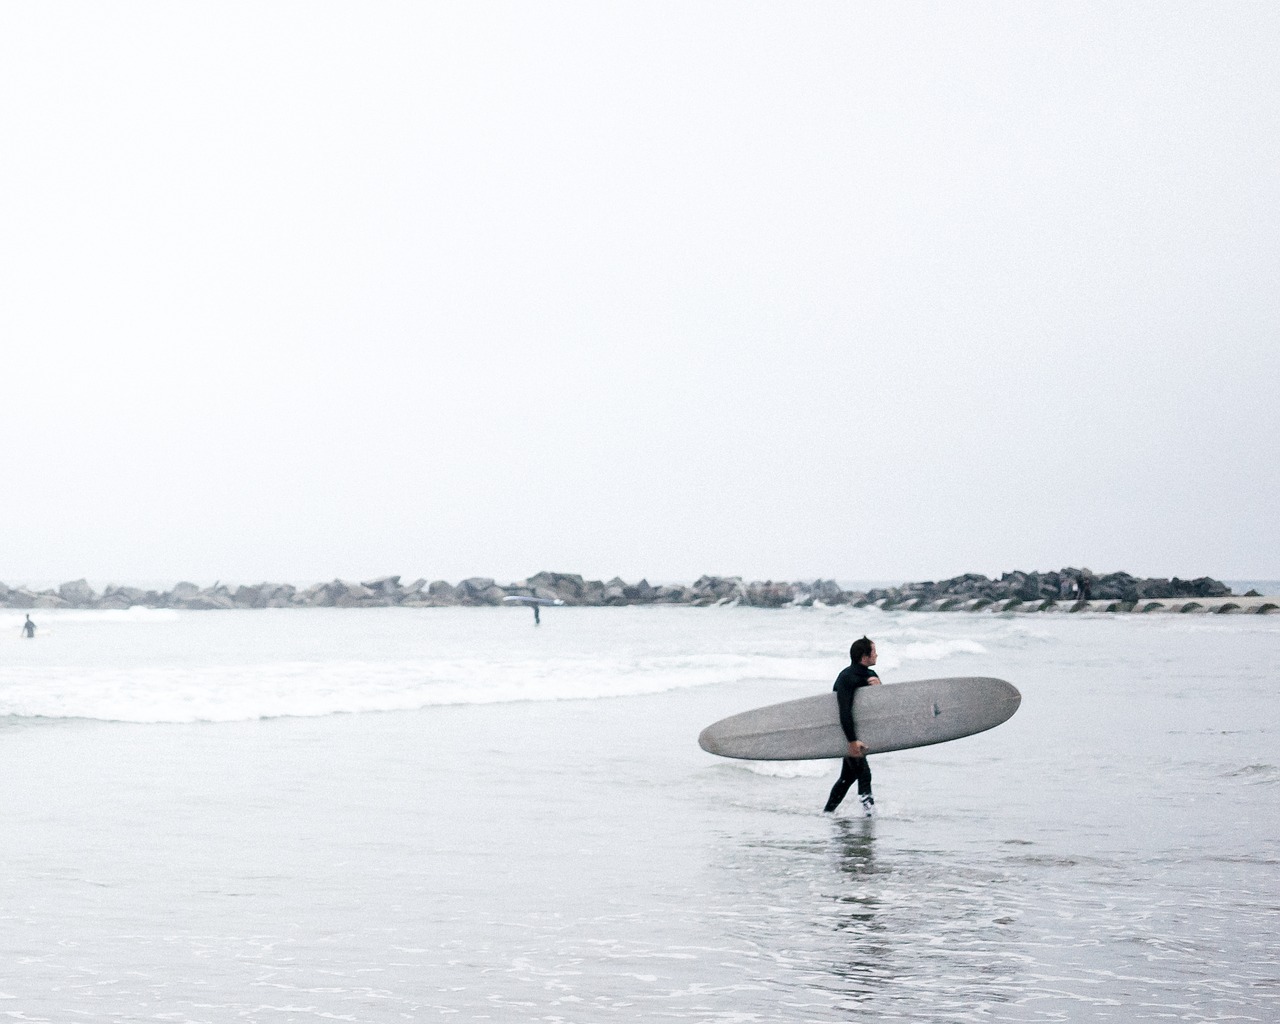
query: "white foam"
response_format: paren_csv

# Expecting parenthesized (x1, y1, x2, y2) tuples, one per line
(875, 638, 986, 670)
(734, 759, 834, 778)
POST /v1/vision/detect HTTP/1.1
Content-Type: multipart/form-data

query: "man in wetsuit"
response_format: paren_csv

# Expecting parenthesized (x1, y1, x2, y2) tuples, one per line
(21, 614, 36, 638)
(823, 635, 881, 815)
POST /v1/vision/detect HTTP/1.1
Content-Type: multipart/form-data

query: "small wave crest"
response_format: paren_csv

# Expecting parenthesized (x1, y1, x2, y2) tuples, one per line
(1224, 764, 1280, 785)
(875, 638, 986, 670)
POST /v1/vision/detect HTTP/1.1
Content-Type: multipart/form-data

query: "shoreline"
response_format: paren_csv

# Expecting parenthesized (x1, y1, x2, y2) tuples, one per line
(2, 569, 1276, 615)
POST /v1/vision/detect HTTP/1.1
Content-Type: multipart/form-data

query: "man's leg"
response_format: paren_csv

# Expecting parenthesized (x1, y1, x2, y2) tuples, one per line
(824, 756, 860, 812)
(854, 757, 874, 814)
(854, 756, 872, 797)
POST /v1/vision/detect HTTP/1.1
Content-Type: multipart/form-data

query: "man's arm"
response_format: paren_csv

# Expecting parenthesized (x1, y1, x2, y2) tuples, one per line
(851, 673, 882, 750)
(835, 681, 856, 740)
(836, 678, 868, 757)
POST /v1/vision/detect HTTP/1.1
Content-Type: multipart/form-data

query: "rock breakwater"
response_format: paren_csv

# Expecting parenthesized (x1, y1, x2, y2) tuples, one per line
(0, 573, 847, 611)
(1, 569, 1273, 614)
(862, 569, 1275, 615)
(866, 568, 1231, 606)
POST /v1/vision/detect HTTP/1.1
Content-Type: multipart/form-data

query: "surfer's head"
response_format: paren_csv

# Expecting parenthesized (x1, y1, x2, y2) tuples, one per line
(850, 636, 876, 666)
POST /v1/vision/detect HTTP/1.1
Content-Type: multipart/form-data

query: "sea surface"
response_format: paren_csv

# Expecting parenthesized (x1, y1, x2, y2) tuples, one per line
(1, 605, 1277, 1022)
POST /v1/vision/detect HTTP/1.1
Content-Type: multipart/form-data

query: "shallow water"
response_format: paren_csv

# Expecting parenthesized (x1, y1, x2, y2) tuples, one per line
(1, 606, 1277, 1021)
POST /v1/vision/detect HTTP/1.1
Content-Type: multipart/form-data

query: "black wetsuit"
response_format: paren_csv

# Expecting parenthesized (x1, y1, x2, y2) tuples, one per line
(21, 618, 35, 638)
(824, 663, 878, 811)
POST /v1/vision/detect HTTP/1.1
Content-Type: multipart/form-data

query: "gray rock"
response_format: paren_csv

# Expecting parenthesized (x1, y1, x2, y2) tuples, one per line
(229, 582, 295, 608)
(233, 585, 263, 608)
(527, 572, 588, 603)
(692, 576, 746, 606)
(454, 579, 506, 606)
(745, 581, 795, 608)
(624, 579, 655, 602)
(362, 575, 403, 599)
(183, 593, 236, 610)
(810, 579, 850, 605)
(330, 578, 388, 607)
(265, 584, 296, 607)
(103, 585, 149, 606)
(58, 579, 96, 605)
(427, 581, 458, 602)
(96, 593, 135, 609)
(296, 582, 334, 606)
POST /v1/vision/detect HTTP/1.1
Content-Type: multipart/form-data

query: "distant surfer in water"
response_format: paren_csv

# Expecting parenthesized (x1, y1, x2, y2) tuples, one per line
(502, 594, 549, 625)
(823, 635, 881, 816)
(21, 614, 36, 638)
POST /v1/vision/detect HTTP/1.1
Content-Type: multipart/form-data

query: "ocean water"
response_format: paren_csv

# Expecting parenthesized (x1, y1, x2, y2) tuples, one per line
(1, 605, 1276, 1022)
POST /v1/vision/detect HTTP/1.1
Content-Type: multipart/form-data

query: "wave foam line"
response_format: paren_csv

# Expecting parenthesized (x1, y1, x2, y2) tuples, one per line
(0, 652, 827, 724)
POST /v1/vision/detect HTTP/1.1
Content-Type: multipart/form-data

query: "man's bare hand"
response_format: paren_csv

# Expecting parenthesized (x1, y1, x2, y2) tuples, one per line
(847, 740, 868, 757)
(869, 678, 882, 685)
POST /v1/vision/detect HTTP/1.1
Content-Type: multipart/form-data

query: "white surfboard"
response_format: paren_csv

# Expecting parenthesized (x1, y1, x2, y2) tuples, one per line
(698, 676, 1021, 760)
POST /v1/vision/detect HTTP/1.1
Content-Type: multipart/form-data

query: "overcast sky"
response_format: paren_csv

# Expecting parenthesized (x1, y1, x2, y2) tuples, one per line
(2, 2, 1277, 586)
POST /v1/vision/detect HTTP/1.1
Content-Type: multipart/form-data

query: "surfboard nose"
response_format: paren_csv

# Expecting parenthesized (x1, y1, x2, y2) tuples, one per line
(1000, 678, 1022, 706)
(989, 678, 1022, 724)
(697, 726, 722, 755)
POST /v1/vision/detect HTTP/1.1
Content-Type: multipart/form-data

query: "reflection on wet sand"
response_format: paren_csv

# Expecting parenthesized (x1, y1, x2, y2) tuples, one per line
(833, 816, 881, 877)
(825, 818, 896, 1006)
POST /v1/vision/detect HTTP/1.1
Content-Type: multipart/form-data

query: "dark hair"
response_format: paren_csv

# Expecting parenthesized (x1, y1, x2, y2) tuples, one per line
(849, 636, 874, 663)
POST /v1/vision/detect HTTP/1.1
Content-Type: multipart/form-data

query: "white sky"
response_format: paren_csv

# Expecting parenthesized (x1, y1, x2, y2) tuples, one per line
(2, 2, 1278, 586)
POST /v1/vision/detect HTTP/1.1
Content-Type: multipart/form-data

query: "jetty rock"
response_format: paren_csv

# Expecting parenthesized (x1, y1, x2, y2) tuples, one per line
(59, 579, 97, 604)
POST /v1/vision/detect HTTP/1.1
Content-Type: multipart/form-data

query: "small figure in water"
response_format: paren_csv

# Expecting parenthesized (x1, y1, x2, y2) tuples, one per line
(21, 614, 36, 638)
(502, 594, 558, 624)
(824, 635, 882, 816)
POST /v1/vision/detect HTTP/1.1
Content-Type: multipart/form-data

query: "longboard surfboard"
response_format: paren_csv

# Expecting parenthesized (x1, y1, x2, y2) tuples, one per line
(698, 676, 1021, 760)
